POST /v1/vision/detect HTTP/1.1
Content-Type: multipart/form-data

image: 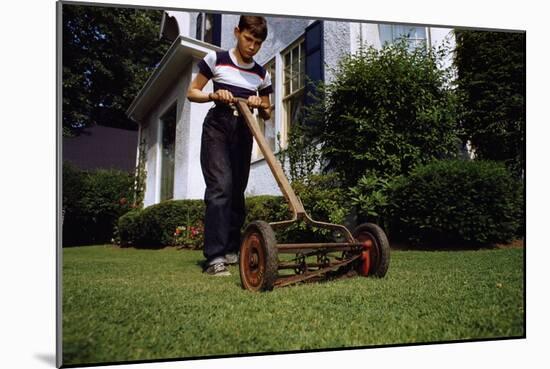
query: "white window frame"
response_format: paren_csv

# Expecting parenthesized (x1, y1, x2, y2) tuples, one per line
(157, 102, 177, 202)
(280, 37, 306, 150)
(378, 24, 429, 50)
(251, 58, 277, 162)
(249, 35, 306, 164)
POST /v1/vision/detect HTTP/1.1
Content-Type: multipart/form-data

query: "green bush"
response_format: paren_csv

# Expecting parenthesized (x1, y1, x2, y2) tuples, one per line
(245, 195, 289, 224)
(282, 173, 351, 242)
(390, 159, 523, 246)
(120, 200, 205, 248)
(454, 30, 525, 176)
(349, 173, 393, 231)
(116, 209, 144, 247)
(62, 161, 136, 246)
(307, 40, 461, 187)
(62, 162, 87, 246)
(116, 188, 353, 248)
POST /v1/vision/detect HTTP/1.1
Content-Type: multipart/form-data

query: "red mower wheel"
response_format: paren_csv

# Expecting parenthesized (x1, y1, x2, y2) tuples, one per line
(353, 223, 390, 278)
(239, 221, 278, 291)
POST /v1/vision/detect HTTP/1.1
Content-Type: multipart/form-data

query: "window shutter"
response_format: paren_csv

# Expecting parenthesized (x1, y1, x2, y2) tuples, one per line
(304, 20, 324, 121)
(212, 14, 222, 47)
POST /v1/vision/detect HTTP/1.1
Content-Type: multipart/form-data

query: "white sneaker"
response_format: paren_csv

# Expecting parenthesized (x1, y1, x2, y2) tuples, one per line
(224, 253, 238, 265)
(204, 262, 231, 276)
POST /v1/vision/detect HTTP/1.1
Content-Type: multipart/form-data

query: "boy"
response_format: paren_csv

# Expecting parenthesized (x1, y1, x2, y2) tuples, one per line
(187, 16, 272, 276)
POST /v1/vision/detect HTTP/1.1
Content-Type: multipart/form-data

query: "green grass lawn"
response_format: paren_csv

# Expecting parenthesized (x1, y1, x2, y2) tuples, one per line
(62, 245, 524, 366)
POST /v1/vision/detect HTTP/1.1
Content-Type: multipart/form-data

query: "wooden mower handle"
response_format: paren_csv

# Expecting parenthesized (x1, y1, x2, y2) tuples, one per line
(231, 97, 270, 110)
(231, 98, 306, 217)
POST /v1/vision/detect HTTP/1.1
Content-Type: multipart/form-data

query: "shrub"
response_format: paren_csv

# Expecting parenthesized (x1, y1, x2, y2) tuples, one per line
(349, 173, 393, 231)
(62, 161, 136, 246)
(307, 40, 461, 187)
(137, 200, 205, 248)
(173, 221, 204, 249)
(454, 30, 525, 176)
(116, 209, 144, 247)
(62, 161, 87, 246)
(282, 173, 351, 242)
(390, 159, 523, 246)
(245, 195, 289, 224)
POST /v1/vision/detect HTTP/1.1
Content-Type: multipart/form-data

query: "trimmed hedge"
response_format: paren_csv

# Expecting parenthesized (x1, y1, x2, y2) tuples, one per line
(63, 161, 136, 246)
(116, 183, 344, 248)
(116, 163, 524, 249)
(390, 160, 524, 246)
(117, 200, 204, 248)
(245, 195, 289, 224)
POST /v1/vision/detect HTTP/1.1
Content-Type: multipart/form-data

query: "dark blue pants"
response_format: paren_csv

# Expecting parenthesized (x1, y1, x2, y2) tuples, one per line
(200, 105, 253, 264)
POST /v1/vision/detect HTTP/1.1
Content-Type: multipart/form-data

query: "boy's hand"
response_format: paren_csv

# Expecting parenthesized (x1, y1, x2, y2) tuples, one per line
(211, 89, 234, 104)
(247, 96, 263, 109)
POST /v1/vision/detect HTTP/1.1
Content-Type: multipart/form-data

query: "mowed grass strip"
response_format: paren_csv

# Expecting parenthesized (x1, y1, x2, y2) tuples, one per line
(62, 246, 524, 365)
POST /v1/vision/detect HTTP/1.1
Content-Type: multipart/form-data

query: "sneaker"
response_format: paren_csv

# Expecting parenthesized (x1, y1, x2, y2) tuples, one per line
(204, 262, 231, 276)
(224, 253, 239, 265)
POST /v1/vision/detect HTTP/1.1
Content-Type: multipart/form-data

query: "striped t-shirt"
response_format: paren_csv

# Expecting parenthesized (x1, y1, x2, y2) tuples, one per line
(198, 48, 273, 99)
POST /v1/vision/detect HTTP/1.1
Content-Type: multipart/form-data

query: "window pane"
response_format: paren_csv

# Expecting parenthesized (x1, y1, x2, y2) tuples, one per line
(284, 66, 291, 96)
(291, 47, 298, 67)
(266, 60, 275, 101)
(259, 108, 276, 153)
(300, 45, 305, 88)
(285, 92, 304, 131)
(291, 69, 299, 93)
(160, 105, 176, 201)
(285, 52, 291, 70)
(379, 24, 392, 45)
(196, 13, 203, 40)
(204, 14, 213, 43)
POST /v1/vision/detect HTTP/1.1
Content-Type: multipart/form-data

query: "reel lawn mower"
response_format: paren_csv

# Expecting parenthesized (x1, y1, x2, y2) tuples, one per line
(233, 98, 390, 291)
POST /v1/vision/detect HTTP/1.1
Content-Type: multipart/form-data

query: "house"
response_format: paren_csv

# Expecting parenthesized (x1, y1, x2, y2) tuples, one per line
(126, 11, 454, 207)
(63, 124, 138, 173)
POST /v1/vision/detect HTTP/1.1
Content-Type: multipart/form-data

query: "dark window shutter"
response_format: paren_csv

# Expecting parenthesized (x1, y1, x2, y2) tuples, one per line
(212, 14, 222, 47)
(304, 21, 324, 121)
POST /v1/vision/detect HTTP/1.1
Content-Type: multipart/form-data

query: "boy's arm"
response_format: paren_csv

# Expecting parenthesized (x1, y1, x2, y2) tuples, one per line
(187, 73, 213, 103)
(258, 95, 271, 121)
(187, 73, 235, 104)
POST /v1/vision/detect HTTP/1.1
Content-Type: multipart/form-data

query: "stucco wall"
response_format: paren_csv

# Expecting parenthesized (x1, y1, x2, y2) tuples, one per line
(323, 21, 352, 84)
(140, 57, 215, 207)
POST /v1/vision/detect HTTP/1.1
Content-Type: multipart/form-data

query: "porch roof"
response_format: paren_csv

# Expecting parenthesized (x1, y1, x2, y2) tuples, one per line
(126, 36, 222, 123)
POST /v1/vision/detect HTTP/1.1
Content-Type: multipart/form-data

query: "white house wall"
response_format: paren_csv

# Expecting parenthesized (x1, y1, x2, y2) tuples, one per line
(173, 62, 192, 201)
(324, 21, 352, 84)
(429, 27, 455, 71)
(184, 61, 215, 200)
(142, 111, 158, 207)
(141, 59, 212, 207)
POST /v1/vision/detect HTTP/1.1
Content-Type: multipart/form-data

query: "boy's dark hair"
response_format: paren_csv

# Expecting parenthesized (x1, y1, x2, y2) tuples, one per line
(238, 16, 268, 41)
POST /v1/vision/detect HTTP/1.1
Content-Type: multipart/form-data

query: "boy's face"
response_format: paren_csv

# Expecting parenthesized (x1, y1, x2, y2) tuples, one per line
(234, 28, 264, 61)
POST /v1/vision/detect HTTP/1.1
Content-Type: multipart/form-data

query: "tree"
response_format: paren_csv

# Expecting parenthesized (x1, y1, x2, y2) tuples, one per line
(62, 4, 171, 135)
(307, 40, 461, 188)
(454, 30, 526, 176)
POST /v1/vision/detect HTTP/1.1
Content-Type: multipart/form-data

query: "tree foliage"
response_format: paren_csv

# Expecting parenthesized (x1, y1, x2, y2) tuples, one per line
(454, 30, 525, 176)
(307, 40, 461, 187)
(62, 4, 171, 135)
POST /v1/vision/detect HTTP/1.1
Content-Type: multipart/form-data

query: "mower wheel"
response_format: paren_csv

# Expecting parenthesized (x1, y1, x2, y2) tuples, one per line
(239, 221, 278, 291)
(353, 223, 390, 278)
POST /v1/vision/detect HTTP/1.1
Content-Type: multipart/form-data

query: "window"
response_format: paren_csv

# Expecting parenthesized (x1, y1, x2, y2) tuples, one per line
(160, 104, 176, 201)
(281, 39, 305, 149)
(252, 59, 277, 161)
(379, 24, 427, 50)
(196, 13, 216, 44)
